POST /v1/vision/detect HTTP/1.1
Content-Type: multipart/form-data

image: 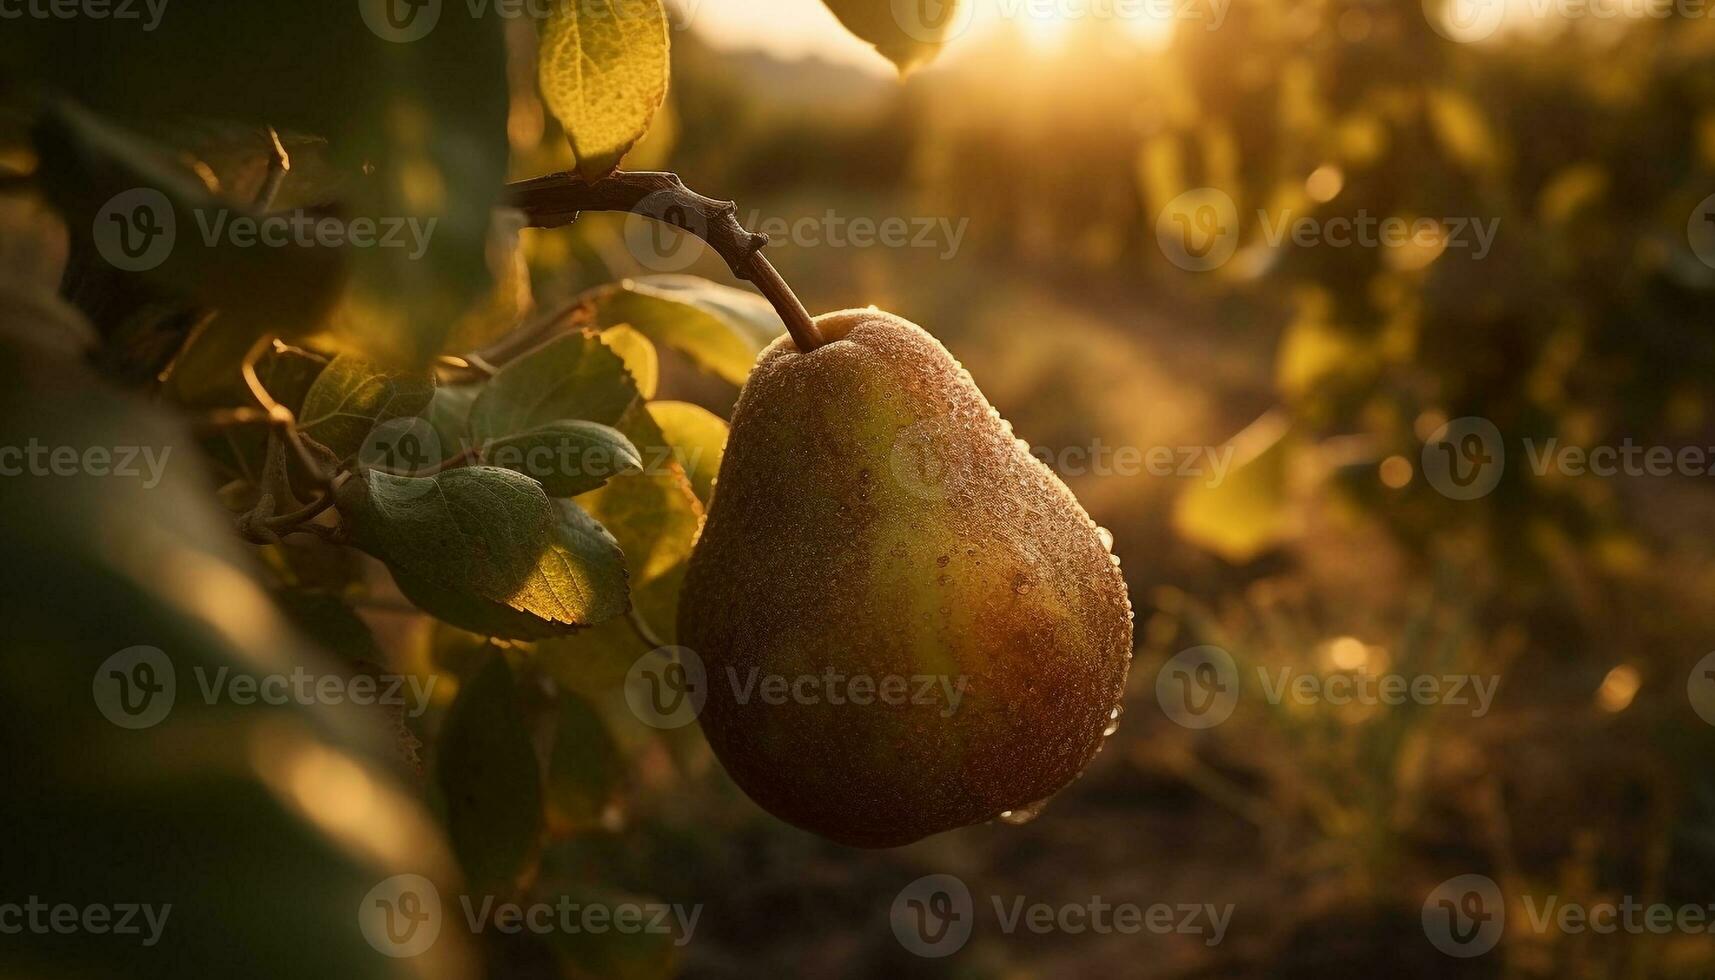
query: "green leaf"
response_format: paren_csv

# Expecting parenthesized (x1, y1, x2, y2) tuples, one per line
(592, 275, 785, 385)
(537, 413, 701, 677)
(427, 382, 482, 461)
(470, 333, 641, 439)
(646, 401, 727, 505)
(485, 420, 643, 497)
(820, 0, 969, 72)
(544, 694, 623, 836)
(538, 0, 671, 181)
(0, 292, 473, 978)
(338, 467, 630, 638)
(435, 654, 542, 895)
(297, 354, 435, 463)
(32, 102, 346, 343)
(7, 3, 511, 362)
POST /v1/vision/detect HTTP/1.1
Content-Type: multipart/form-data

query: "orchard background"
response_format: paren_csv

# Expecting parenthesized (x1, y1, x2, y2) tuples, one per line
(4, 0, 1715, 977)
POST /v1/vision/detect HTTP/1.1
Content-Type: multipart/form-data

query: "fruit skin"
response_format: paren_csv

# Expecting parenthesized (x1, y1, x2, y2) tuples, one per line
(679, 309, 1132, 848)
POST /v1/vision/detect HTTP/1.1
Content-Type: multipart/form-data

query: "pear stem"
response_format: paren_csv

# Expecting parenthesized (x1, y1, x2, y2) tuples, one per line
(507, 170, 825, 352)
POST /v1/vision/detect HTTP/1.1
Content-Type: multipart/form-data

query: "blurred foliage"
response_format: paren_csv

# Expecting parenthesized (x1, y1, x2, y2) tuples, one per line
(6, 0, 1715, 977)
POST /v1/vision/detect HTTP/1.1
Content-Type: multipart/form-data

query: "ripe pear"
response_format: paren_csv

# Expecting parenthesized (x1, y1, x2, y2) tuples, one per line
(678, 309, 1132, 848)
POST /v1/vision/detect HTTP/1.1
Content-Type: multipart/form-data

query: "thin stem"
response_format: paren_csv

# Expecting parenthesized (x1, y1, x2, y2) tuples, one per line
(506, 170, 825, 352)
(745, 251, 816, 347)
(468, 296, 593, 372)
(262, 489, 335, 531)
(195, 406, 271, 432)
(376, 445, 479, 478)
(253, 127, 291, 212)
(241, 335, 332, 487)
(626, 607, 667, 650)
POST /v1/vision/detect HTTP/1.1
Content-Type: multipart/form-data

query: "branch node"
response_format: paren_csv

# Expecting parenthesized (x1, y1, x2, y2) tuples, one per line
(506, 170, 824, 352)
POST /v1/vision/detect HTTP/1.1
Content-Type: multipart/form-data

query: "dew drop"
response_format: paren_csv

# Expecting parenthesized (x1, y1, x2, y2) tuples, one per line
(997, 798, 1051, 826)
(1096, 526, 1115, 551)
(937, 554, 950, 567)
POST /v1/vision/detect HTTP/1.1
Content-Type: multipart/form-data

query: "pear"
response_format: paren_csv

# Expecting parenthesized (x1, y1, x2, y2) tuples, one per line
(678, 309, 1132, 848)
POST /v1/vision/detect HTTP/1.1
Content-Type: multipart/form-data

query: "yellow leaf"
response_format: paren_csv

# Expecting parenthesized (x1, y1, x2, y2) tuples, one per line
(538, 0, 670, 181)
(580, 406, 703, 589)
(821, 0, 969, 73)
(1537, 164, 1607, 226)
(647, 401, 727, 505)
(1426, 90, 1500, 171)
(599, 325, 660, 399)
(1172, 411, 1298, 563)
(1276, 295, 1364, 399)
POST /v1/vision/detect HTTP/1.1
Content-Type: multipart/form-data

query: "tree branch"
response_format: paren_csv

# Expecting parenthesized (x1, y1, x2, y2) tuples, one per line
(506, 170, 825, 353)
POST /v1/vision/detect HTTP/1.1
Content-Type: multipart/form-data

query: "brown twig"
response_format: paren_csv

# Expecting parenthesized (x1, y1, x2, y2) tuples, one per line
(262, 489, 335, 531)
(506, 170, 824, 352)
(253, 126, 291, 212)
(241, 335, 332, 487)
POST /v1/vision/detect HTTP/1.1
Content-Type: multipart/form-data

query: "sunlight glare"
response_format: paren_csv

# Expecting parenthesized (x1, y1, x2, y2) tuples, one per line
(1019, 10, 1075, 50)
(1124, 10, 1177, 49)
